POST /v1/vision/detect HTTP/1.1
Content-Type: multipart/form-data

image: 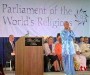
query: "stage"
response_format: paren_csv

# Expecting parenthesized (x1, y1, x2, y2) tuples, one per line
(5, 71, 90, 75)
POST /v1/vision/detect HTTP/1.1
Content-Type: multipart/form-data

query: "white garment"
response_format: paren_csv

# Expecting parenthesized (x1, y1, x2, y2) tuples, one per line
(10, 41, 14, 49)
(78, 42, 85, 47)
(74, 43, 86, 68)
(79, 43, 90, 58)
(74, 43, 81, 52)
(43, 43, 55, 56)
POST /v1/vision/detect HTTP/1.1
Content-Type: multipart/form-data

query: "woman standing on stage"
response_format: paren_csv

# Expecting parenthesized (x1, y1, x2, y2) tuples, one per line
(61, 21, 76, 75)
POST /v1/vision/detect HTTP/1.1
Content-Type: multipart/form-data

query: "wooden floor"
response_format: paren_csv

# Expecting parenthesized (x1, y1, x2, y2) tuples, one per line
(5, 71, 90, 75)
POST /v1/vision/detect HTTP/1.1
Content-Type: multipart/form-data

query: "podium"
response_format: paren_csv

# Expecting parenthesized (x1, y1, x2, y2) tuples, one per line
(15, 37, 43, 75)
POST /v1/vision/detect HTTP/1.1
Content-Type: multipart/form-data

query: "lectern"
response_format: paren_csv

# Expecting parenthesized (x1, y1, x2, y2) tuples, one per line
(15, 37, 43, 75)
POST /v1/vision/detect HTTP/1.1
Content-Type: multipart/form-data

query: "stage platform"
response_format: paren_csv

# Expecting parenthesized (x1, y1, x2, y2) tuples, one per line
(4, 71, 90, 75)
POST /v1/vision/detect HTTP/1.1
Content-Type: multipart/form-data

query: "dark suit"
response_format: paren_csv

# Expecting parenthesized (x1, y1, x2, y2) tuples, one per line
(5, 41, 15, 70)
(0, 56, 5, 75)
(0, 64, 5, 75)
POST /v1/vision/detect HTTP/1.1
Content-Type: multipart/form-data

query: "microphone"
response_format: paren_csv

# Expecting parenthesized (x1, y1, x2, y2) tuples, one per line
(25, 31, 29, 37)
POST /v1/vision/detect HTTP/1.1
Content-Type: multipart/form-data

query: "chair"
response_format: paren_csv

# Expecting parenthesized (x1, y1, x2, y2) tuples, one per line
(48, 59, 55, 71)
(5, 60, 12, 71)
(44, 55, 53, 72)
(47, 59, 53, 71)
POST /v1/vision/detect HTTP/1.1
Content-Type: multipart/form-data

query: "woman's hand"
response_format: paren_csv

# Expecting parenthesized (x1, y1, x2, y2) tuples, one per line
(52, 53, 56, 56)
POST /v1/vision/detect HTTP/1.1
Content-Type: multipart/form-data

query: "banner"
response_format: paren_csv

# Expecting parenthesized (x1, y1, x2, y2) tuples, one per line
(0, 0, 90, 37)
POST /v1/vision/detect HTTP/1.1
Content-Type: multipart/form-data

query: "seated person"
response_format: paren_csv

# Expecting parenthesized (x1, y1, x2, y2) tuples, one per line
(5, 35, 15, 71)
(78, 36, 85, 46)
(55, 33, 63, 70)
(43, 36, 60, 71)
(74, 39, 86, 71)
(79, 37, 90, 58)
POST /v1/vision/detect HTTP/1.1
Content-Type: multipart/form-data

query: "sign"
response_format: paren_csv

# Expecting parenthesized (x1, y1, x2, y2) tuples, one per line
(25, 37, 42, 46)
(0, 0, 90, 37)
